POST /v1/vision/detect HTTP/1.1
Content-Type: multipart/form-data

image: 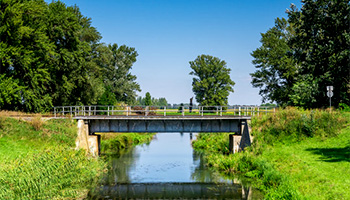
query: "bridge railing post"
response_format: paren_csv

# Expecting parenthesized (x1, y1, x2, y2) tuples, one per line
(220, 106, 222, 116)
(182, 106, 184, 116)
(164, 107, 166, 116)
(108, 106, 110, 116)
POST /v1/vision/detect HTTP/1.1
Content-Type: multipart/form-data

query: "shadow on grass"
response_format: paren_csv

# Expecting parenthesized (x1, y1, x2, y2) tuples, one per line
(306, 146, 350, 162)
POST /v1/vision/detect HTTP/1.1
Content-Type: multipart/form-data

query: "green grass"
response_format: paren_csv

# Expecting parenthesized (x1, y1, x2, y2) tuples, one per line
(0, 114, 157, 199)
(192, 108, 350, 199)
(0, 117, 105, 199)
(262, 127, 350, 200)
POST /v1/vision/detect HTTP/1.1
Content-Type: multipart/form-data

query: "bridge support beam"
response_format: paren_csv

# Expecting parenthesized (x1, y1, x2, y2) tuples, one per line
(76, 119, 100, 156)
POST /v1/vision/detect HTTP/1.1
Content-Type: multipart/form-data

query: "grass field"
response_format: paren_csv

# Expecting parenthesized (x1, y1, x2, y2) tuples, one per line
(0, 113, 155, 199)
(192, 108, 350, 199)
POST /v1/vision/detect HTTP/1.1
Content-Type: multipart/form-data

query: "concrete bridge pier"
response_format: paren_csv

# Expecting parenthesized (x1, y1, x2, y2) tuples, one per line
(76, 119, 100, 156)
(229, 120, 252, 154)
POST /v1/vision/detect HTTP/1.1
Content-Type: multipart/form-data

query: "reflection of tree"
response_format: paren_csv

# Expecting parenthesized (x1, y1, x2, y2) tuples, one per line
(101, 147, 138, 185)
(191, 151, 221, 182)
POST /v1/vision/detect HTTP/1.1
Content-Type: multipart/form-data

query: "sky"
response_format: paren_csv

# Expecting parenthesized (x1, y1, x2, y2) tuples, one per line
(51, 0, 302, 105)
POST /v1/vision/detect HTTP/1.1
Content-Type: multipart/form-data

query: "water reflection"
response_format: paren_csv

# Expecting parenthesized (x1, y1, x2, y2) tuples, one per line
(91, 133, 262, 199)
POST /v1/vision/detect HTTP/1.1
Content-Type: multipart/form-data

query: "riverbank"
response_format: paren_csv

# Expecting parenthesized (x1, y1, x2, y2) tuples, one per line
(192, 108, 350, 199)
(0, 113, 154, 199)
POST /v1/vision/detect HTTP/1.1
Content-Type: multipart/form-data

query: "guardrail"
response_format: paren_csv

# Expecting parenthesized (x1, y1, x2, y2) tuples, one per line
(53, 105, 276, 118)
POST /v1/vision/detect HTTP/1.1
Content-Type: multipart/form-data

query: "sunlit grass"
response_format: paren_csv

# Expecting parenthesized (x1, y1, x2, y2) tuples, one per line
(0, 117, 104, 199)
(192, 108, 350, 199)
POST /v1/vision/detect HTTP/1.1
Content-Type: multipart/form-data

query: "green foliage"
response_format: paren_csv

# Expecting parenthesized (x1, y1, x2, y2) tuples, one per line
(0, 74, 23, 109)
(251, 2, 350, 108)
(339, 103, 350, 112)
(0, 0, 140, 112)
(135, 96, 168, 107)
(99, 44, 141, 105)
(251, 17, 297, 106)
(144, 92, 152, 106)
(189, 54, 235, 106)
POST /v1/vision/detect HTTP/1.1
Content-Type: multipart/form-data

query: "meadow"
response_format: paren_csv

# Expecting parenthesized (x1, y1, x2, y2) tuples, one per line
(192, 107, 350, 199)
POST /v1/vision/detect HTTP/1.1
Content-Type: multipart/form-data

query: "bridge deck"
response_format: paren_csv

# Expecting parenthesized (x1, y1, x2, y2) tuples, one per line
(73, 115, 251, 120)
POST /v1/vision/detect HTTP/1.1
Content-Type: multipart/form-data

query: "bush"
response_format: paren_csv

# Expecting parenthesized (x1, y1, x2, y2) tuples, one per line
(251, 107, 347, 145)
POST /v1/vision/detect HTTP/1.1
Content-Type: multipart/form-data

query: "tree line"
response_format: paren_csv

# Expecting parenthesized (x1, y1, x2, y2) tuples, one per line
(251, 1, 350, 108)
(0, 0, 140, 112)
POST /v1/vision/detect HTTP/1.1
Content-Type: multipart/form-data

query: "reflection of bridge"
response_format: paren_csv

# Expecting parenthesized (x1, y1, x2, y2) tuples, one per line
(90, 182, 256, 199)
(54, 106, 275, 156)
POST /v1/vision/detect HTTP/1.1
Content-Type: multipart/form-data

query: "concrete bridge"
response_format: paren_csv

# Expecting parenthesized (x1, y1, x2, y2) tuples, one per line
(54, 105, 275, 156)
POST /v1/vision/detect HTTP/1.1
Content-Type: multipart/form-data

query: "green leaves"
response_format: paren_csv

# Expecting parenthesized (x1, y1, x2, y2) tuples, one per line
(0, 0, 141, 112)
(251, 1, 350, 108)
(189, 55, 235, 106)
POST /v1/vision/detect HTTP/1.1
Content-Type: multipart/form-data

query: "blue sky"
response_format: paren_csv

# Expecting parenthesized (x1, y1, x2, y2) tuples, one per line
(53, 0, 302, 105)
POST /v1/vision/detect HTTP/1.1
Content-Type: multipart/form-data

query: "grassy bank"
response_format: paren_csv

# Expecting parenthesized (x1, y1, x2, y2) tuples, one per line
(0, 115, 105, 199)
(0, 113, 154, 199)
(192, 108, 349, 199)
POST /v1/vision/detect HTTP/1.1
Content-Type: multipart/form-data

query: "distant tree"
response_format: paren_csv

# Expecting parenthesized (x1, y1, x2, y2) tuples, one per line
(189, 55, 235, 106)
(144, 92, 152, 106)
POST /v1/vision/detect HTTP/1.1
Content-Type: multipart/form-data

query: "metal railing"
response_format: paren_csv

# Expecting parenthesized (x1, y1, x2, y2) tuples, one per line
(53, 105, 276, 118)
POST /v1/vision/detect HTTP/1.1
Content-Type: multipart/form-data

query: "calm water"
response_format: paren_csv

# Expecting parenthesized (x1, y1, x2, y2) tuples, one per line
(89, 133, 263, 199)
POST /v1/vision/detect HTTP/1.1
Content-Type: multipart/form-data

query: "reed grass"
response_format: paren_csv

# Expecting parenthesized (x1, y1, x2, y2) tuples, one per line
(0, 116, 105, 199)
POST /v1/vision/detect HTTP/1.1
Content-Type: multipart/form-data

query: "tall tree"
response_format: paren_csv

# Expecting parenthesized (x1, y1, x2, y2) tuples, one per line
(251, 17, 298, 106)
(289, 0, 350, 107)
(100, 43, 141, 105)
(251, 1, 350, 108)
(189, 55, 235, 106)
(0, 0, 104, 111)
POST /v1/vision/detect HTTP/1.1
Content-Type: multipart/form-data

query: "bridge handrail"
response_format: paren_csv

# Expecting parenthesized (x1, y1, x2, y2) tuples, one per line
(52, 105, 276, 118)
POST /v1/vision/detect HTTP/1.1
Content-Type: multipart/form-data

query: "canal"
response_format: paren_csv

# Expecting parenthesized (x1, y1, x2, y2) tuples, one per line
(89, 133, 262, 199)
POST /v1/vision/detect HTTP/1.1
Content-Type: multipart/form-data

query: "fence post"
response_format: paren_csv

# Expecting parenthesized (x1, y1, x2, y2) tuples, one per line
(239, 107, 241, 116)
(164, 107, 166, 116)
(182, 106, 184, 116)
(70, 107, 72, 118)
(108, 106, 110, 116)
(220, 106, 222, 116)
(54, 107, 56, 118)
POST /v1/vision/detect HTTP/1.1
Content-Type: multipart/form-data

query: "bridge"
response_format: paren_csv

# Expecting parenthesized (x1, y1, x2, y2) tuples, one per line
(53, 105, 275, 156)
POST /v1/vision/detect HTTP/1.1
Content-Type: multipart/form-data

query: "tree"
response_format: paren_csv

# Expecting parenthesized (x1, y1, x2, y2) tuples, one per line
(251, 17, 298, 106)
(189, 55, 235, 106)
(144, 92, 152, 106)
(99, 43, 141, 105)
(288, 0, 350, 107)
(0, 0, 141, 112)
(251, 1, 350, 108)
